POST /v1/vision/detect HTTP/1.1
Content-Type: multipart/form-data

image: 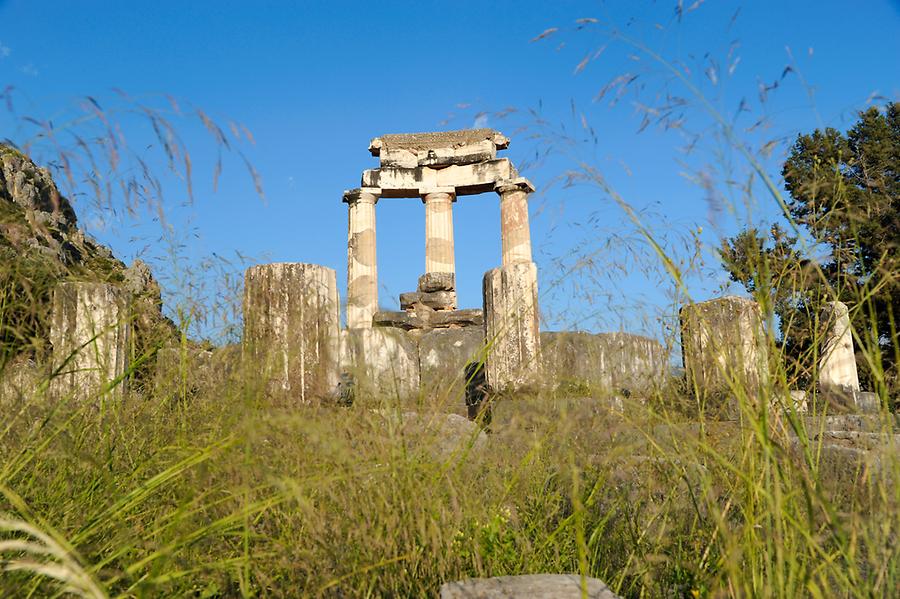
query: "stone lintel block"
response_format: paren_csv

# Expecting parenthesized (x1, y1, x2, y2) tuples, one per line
(419, 290, 457, 310)
(431, 309, 484, 328)
(242, 263, 340, 404)
(375, 308, 484, 331)
(369, 129, 509, 168)
(418, 272, 456, 293)
(361, 159, 516, 198)
(374, 310, 427, 331)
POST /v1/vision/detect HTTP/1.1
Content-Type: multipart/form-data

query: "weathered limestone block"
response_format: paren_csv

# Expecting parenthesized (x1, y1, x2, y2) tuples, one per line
(242, 263, 340, 404)
(483, 262, 541, 390)
(431, 309, 484, 328)
(369, 129, 509, 168)
(362, 158, 516, 198)
(49, 282, 132, 400)
(373, 310, 429, 331)
(399, 290, 457, 311)
(0, 356, 39, 404)
(540, 331, 667, 394)
(340, 327, 419, 399)
(419, 328, 485, 398)
(418, 272, 455, 293)
(819, 301, 861, 403)
(440, 574, 621, 599)
(680, 296, 769, 408)
(374, 308, 483, 331)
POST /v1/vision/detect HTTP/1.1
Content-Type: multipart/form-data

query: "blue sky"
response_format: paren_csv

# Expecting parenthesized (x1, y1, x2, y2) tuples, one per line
(1, 1, 898, 341)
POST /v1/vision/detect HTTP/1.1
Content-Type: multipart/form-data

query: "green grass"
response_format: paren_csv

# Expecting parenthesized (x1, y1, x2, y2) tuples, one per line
(0, 351, 897, 597)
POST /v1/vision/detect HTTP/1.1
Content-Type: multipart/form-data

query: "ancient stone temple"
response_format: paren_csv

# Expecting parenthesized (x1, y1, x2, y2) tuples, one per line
(342, 129, 542, 392)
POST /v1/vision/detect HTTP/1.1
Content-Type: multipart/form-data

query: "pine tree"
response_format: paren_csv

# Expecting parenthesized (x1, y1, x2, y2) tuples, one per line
(721, 103, 899, 393)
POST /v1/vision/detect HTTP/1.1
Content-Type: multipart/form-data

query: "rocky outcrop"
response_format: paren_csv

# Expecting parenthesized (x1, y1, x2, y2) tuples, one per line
(0, 144, 175, 385)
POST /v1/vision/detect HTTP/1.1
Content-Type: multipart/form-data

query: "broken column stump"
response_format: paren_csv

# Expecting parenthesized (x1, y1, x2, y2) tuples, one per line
(49, 282, 132, 400)
(242, 263, 340, 404)
(819, 300, 863, 409)
(482, 261, 541, 391)
(680, 296, 769, 414)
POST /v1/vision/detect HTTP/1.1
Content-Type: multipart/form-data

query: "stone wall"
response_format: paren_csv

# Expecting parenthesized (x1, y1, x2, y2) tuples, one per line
(418, 327, 485, 401)
(540, 331, 667, 395)
(340, 327, 420, 400)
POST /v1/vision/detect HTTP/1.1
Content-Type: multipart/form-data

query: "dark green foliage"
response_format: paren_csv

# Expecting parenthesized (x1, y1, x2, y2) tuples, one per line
(722, 103, 900, 392)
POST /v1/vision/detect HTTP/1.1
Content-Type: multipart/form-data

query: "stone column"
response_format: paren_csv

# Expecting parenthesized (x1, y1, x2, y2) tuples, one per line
(421, 187, 456, 275)
(819, 301, 860, 399)
(680, 296, 769, 415)
(242, 263, 340, 404)
(495, 178, 535, 266)
(483, 261, 541, 390)
(49, 282, 132, 401)
(343, 187, 380, 329)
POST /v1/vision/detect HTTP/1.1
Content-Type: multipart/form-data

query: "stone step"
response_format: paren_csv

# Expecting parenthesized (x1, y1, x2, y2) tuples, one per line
(801, 414, 900, 434)
(809, 430, 900, 451)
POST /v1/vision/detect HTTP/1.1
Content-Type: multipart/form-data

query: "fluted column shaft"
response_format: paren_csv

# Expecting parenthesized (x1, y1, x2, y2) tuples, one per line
(343, 188, 380, 329)
(422, 188, 456, 275)
(496, 178, 535, 266)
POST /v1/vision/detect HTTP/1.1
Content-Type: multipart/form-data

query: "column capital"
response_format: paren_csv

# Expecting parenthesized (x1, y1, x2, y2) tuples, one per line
(494, 177, 535, 195)
(342, 187, 382, 205)
(419, 186, 456, 204)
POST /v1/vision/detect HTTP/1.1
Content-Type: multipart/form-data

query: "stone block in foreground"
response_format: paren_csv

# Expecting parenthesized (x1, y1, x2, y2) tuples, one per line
(680, 296, 768, 411)
(242, 263, 340, 404)
(483, 261, 541, 390)
(440, 574, 621, 599)
(49, 282, 132, 400)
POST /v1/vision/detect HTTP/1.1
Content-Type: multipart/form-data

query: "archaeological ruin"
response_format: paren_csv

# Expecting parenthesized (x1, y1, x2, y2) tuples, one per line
(0, 132, 889, 421)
